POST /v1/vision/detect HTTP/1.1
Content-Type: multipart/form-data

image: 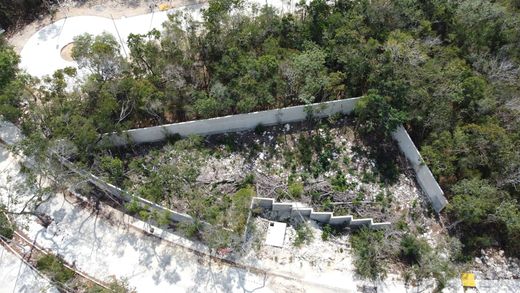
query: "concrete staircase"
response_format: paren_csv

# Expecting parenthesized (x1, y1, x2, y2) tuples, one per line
(252, 197, 391, 229)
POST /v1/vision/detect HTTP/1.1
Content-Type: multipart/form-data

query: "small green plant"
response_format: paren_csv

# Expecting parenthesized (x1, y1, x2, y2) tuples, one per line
(322, 197, 334, 211)
(230, 187, 255, 233)
(139, 209, 150, 221)
(99, 155, 125, 185)
(294, 223, 314, 247)
(239, 173, 255, 188)
(174, 134, 204, 150)
(0, 211, 14, 240)
(180, 220, 204, 239)
(321, 224, 333, 241)
(165, 132, 182, 145)
(125, 198, 142, 215)
(351, 228, 387, 280)
(36, 254, 75, 284)
(288, 182, 304, 199)
(330, 171, 349, 192)
(353, 193, 364, 206)
(328, 112, 343, 124)
(361, 170, 377, 183)
(400, 234, 431, 265)
(396, 217, 408, 231)
(156, 210, 172, 227)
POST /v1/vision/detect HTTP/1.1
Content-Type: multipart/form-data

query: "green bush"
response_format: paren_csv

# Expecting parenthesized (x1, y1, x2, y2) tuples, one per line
(322, 197, 333, 212)
(156, 210, 172, 227)
(36, 254, 75, 284)
(351, 228, 387, 280)
(321, 224, 333, 241)
(179, 220, 204, 239)
(400, 234, 431, 265)
(0, 212, 14, 240)
(288, 182, 304, 198)
(330, 171, 352, 192)
(99, 156, 125, 185)
(239, 173, 255, 188)
(125, 198, 142, 215)
(294, 223, 314, 247)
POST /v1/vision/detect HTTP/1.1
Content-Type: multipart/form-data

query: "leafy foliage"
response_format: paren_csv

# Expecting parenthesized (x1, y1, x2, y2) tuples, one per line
(4, 0, 520, 269)
(355, 92, 407, 140)
(0, 210, 13, 240)
(36, 254, 75, 284)
(351, 228, 387, 280)
(294, 223, 314, 247)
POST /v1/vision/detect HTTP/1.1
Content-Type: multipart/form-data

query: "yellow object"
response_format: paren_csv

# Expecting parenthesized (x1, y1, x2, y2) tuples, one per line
(159, 3, 171, 11)
(461, 273, 476, 287)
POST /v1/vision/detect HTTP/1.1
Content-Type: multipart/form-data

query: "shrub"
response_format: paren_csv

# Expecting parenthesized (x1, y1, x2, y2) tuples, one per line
(156, 210, 172, 227)
(165, 132, 182, 145)
(330, 171, 352, 192)
(351, 228, 387, 280)
(125, 198, 142, 215)
(99, 156, 124, 185)
(0, 211, 14, 240)
(239, 173, 255, 188)
(179, 220, 204, 239)
(400, 234, 431, 265)
(354, 92, 406, 140)
(322, 197, 333, 212)
(294, 223, 314, 247)
(36, 254, 75, 284)
(174, 135, 204, 150)
(288, 182, 304, 198)
(321, 224, 333, 241)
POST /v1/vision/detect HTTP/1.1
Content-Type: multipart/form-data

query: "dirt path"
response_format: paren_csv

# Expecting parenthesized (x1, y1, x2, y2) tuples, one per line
(7, 0, 201, 53)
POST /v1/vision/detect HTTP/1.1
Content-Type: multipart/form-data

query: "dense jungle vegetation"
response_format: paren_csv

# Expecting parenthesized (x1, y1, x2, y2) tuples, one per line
(1, 0, 520, 279)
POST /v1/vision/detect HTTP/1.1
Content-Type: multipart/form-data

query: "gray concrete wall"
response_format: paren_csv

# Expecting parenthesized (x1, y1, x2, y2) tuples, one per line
(105, 98, 361, 146)
(97, 98, 447, 213)
(57, 154, 197, 224)
(391, 126, 448, 213)
(251, 198, 390, 229)
(329, 216, 353, 226)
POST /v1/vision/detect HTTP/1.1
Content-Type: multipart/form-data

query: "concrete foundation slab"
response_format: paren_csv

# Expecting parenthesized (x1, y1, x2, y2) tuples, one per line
(265, 221, 287, 248)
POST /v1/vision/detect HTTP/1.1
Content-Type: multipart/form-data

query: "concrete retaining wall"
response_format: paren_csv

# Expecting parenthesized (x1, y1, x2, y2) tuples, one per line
(391, 126, 448, 213)
(56, 154, 197, 224)
(99, 97, 447, 213)
(105, 98, 361, 146)
(252, 197, 390, 229)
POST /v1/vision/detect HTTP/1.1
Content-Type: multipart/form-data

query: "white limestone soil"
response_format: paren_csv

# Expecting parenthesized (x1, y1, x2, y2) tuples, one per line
(0, 246, 59, 293)
(0, 143, 351, 292)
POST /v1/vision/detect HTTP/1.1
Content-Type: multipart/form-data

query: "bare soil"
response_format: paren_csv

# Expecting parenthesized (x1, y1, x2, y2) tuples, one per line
(60, 42, 75, 61)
